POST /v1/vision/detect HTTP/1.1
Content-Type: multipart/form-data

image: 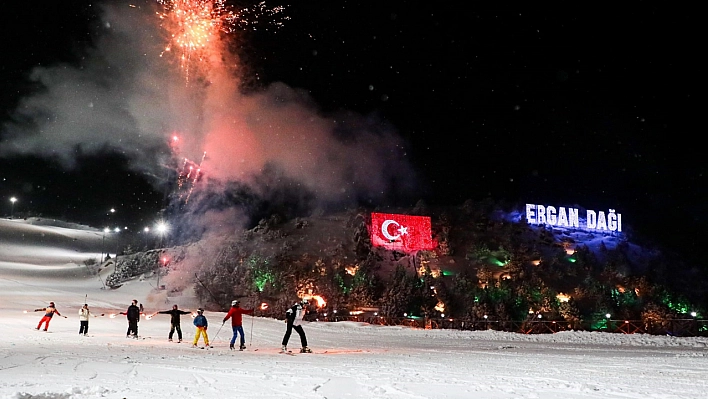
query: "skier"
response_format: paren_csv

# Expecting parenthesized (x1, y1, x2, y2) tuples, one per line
(222, 300, 254, 350)
(78, 303, 94, 336)
(120, 299, 141, 338)
(35, 301, 61, 331)
(153, 304, 191, 342)
(192, 308, 210, 348)
(281, 299, 311, 353)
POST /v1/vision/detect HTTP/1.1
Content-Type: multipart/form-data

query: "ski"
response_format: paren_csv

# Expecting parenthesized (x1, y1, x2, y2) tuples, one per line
(321, 349, 364, 354)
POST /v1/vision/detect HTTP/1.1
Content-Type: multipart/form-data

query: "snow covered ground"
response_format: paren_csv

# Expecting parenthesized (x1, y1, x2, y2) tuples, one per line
(1, 218, 707, 399)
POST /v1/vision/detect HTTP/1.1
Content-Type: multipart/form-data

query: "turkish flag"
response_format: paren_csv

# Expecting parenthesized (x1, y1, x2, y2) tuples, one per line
(370, 213, 437, 252)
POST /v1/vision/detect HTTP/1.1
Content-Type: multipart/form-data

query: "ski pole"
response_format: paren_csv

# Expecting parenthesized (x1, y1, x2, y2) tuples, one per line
(250, 314, 254, 346)
(212, 321, 225, 344)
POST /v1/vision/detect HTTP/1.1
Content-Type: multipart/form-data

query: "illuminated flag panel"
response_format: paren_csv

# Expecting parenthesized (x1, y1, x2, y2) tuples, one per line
(370, 213, 437, 252)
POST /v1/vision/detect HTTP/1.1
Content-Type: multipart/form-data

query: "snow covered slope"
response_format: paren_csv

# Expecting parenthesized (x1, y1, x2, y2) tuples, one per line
(1, 218, 707, 398)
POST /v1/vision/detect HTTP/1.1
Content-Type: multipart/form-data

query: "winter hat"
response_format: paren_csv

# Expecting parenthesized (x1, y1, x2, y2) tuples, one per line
(49, 302, 55, 306)
(232, 300, 240, 306)
(197, 308, 204, 314)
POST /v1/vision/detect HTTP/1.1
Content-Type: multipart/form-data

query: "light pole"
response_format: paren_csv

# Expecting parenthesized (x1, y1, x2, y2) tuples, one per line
(156, 221, 169, 248)
(10, 197, 17, 219)
(155, 222, 169, 290)
(114, 227, 122, 257)
(157, 256, 168, 290)
(143, 227, 150, 249)
(100, 227, 110, 263)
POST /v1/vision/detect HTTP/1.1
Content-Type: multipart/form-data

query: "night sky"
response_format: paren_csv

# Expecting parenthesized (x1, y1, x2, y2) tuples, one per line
(0, 1, 704, 258)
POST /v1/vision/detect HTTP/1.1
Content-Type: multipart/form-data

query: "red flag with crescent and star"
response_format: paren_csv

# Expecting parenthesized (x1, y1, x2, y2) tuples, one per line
(370, 213, 437, 252)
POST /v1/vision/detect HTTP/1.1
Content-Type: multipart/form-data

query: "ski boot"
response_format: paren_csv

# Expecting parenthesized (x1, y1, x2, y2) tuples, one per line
(280, 345, 288, 353)
(239, 345, 246, 351)
(168, 338, 173, 342)
(300, 347, 312, 353)
(178, 339, 182, 343)
(230, 344, 235, 350)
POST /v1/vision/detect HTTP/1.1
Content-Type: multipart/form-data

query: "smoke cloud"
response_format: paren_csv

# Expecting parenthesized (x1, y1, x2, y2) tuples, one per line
(1, 2, 416, 223)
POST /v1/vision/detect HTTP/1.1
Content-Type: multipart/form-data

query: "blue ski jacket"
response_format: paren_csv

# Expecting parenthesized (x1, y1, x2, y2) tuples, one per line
(193, 314, 208, 328)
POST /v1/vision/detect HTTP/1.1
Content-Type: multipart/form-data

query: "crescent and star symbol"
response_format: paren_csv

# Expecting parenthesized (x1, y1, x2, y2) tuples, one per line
(381, 219, 408, 241)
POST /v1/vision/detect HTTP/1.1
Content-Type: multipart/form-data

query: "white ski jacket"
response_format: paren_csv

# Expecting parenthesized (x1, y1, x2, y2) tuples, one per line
(286, 303, 304, 326)
(79, 308, 91, 321)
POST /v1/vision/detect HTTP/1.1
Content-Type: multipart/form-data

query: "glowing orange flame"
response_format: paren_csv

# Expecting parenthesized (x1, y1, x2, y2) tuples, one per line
(260, 302, 269, 311)
(303, 295, 326, 308)
(434, 301, 445, 312)
(556, 293, 571, 303)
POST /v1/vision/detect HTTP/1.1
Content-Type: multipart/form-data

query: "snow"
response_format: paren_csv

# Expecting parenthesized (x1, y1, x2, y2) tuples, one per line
(1, 218, 708, 398)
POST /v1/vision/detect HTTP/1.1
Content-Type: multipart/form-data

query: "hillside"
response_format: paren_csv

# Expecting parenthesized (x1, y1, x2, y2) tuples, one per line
(101, 201, 707, 333)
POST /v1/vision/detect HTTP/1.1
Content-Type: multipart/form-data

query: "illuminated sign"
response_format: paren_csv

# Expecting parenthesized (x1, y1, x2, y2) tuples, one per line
(525, 204, 622, 232)
(370, 213, 437, 252)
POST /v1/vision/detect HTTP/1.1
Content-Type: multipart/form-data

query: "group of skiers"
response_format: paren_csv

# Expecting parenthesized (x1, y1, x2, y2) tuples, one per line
(34, 298, 312, 353)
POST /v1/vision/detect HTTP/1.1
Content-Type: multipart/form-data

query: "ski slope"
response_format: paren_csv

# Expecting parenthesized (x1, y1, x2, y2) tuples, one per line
(1, 218, 707, 398)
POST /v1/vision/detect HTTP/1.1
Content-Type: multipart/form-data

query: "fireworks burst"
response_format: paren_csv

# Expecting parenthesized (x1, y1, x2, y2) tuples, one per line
(157, 0, 236, 80)
(157, 0, 288, 80)
(235, 1, 289, 31)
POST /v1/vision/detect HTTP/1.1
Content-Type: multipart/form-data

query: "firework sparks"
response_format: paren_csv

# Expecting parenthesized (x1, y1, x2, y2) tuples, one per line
(235, 1, 289, 31)
(157, 0, 235, 80)
(157, 0, 288, 80)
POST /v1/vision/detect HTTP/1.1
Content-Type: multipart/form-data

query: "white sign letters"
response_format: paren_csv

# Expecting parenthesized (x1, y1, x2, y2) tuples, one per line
(525, 204, 622, 232)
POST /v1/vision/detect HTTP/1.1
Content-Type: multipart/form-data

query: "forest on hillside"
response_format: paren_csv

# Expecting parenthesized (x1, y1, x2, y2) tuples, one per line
(109, 201, 707, 333)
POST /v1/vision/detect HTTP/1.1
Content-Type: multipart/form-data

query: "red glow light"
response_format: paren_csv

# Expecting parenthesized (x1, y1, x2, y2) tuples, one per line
(370, 213, 436, 252)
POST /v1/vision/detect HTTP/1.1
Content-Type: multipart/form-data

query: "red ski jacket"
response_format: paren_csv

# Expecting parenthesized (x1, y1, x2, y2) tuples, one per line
(223, 306, 254, 326)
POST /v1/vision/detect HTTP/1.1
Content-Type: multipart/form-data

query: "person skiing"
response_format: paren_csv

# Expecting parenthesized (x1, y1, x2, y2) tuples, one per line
(78, 303, 94, 336)
(281, 299, 311, 353)
(153, 304, 191, 342)
(35, 301, 62, 331)
(222, 300, 254, 350)
(120, 299, 141, 338)
(192, 308, 209, 348)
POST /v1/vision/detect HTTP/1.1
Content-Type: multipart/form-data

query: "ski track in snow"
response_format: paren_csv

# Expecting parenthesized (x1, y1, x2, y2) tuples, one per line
(1, 218, 708, 398)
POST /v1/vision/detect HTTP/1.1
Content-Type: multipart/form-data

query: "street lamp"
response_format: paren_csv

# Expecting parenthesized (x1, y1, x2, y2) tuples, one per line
(10, 197, 17, 219)
(101, 227, 110, 263)
(143, 227, 150, 249)
(156, 221, 169, 248)
(155, 221, 169, 291)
